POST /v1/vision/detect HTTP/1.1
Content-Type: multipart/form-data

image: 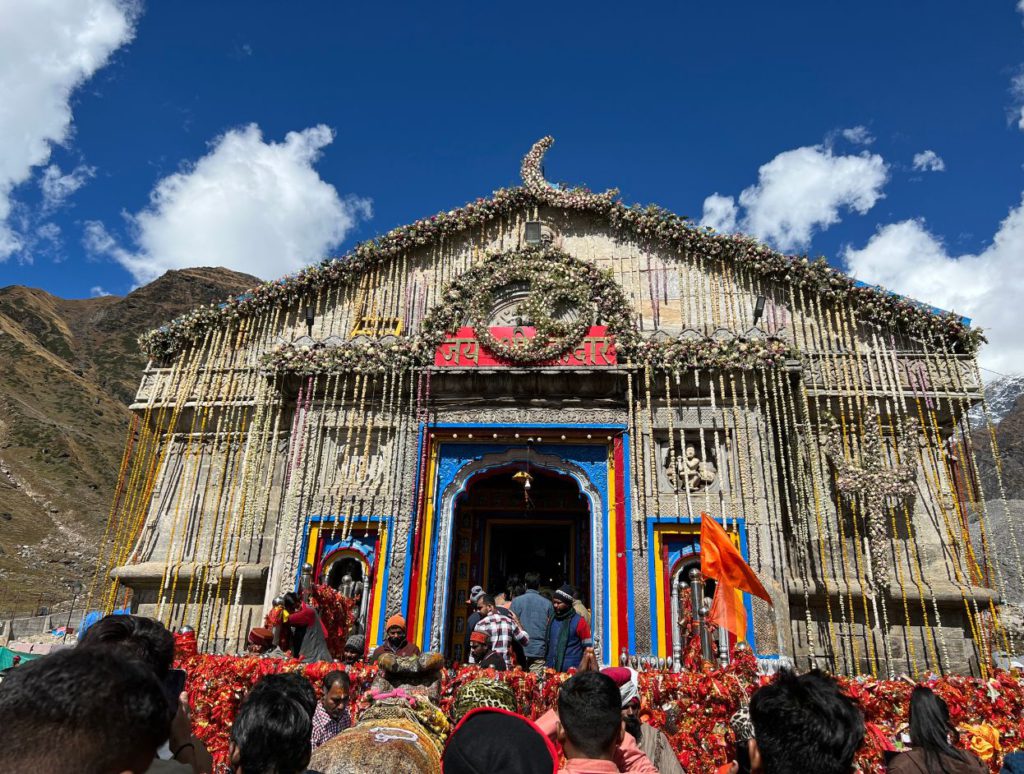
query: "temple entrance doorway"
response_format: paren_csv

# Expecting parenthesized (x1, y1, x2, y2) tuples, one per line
(445, 465, 591, 662)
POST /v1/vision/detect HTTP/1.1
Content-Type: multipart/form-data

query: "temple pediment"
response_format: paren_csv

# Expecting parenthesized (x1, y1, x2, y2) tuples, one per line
(140, 137, 979, 365)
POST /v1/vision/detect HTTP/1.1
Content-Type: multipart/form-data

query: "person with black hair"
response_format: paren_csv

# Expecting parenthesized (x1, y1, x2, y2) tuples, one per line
(78, 613, 213, 774)
(887, 686, 985, 773)
(602, 667, 684, 774)
(0, 647, 170, 774)
(740, 668, 865, 774)
(311, 671, 351, 750)
(511, 570, 554, 675)
(229, 689, 312, 774)
(473, 592, 530, 669)
(534, 671, 658, 773)
(247, 671, 318, 719)
(78, 613, 176, 678)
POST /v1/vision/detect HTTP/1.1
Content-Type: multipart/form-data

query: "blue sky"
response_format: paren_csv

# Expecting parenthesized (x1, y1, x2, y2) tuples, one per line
(2, 1, 1024, 372)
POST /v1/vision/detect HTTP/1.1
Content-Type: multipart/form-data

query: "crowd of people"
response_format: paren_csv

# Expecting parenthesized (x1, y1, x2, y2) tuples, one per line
(0, 600, 1014, 773)
(451, 573, 595, 674)
(253, 570, 596, 676)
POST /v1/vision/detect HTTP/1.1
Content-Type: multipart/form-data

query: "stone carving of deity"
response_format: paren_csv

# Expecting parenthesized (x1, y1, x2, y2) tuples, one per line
(667, 444, 716, 491)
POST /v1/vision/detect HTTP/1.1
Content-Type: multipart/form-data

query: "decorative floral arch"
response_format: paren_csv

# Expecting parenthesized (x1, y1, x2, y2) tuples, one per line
(417, 245, 639, 364)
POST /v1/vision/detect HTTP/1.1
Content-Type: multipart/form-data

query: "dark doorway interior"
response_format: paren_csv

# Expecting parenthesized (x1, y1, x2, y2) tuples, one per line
(487, 522, 573, 592)
(327, 556, 364, 590)
(446, 465, 590, 661)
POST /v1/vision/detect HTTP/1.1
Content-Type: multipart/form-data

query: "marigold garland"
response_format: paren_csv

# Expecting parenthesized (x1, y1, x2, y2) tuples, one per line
(172, 632, 1024, 773)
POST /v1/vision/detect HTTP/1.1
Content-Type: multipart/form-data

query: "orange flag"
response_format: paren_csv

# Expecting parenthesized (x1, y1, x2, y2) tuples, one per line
(708, 583, 746, 639)
(700, 513, 772, 603)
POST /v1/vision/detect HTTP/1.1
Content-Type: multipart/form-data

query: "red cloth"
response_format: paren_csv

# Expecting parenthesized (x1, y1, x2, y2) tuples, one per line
(575, 616, 592, 643)
(601, 667, 633, 687)
(700, 514, 771, 602)
(247, 627, 272, 647)
(286, 603, 328, 638)
(445, 707, 558, 774)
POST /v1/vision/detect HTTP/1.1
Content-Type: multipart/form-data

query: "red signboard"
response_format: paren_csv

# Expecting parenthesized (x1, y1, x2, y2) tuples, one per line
(434, 326, 617, 367)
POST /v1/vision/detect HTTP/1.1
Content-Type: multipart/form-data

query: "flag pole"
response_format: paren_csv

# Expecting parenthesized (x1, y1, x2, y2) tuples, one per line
(688, 568, 713, 662)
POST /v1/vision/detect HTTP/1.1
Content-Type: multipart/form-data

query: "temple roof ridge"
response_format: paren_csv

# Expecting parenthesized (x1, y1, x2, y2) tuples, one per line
(139, 137, 981, 360)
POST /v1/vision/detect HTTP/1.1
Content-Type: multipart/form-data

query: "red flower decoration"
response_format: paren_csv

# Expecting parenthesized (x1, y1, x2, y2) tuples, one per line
(172, 629, 1024, 774)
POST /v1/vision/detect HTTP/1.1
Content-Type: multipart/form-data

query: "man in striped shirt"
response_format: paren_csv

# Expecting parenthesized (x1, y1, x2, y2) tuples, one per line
(472, 593, 529, 669)
(310, 671, 351, 750)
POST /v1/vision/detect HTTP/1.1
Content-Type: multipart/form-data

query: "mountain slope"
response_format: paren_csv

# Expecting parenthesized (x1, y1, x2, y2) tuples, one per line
(972, 376, 1024, 503)
(0, 268, 259, 614)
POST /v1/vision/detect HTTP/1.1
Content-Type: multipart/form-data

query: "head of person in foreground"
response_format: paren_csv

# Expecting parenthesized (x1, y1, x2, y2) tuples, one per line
(747, 668, 865, 774)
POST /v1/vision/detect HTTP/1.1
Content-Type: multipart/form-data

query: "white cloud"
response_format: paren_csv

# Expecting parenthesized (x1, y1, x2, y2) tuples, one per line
(39, 164, 96, 209)
(85, 123, 372, 284)
(843, 196, 1024, 374)
(83, 219, 121, 255)
(912, 150, 946, 173)
(700, 143, 888, 252)
(1012, 72, 1024, 131)
(841, 126, 875, 145)
(0, 0, 138, 260)
(700, 193, 738, 234)
(37, 222, 61, 241)
(90, 285, 111, 297)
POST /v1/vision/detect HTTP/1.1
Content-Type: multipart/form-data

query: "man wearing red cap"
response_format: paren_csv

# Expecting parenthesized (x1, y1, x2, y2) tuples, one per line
(468, 630, 507, 671)
(602, 667, 684, 774)
(245, 627, 273, 654)
(370, 614, 421, 661)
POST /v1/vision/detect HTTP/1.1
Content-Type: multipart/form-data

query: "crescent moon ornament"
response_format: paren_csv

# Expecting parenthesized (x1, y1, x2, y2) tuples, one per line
(520, 136, 619, 204)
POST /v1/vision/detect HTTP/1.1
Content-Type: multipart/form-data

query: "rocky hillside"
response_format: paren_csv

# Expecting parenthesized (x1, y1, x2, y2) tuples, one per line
(0, 268, 259, 614)
(972, 376, 1024, 502)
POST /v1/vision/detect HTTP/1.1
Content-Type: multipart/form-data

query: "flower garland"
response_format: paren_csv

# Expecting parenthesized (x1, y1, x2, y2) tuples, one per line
(262, 336, 419, 375)
(308, 583, 357, 659)
(821, 407, 918, 590)
(467, 262, 591, 363)
(140, 139, 982, 361)
(261, 331, 794, 375)
(259, 246, 796, 374)
(417, 246, 638, 364)
(636, 333, 793, 372)
(172, 631, 1024, 774)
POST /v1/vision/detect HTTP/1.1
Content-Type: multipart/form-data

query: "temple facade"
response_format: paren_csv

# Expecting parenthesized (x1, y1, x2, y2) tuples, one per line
(95, 138, 1014, 677)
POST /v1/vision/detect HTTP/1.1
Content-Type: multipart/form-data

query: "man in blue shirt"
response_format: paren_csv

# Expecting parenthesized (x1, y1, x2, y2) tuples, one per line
(509, 571, 554, 675)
